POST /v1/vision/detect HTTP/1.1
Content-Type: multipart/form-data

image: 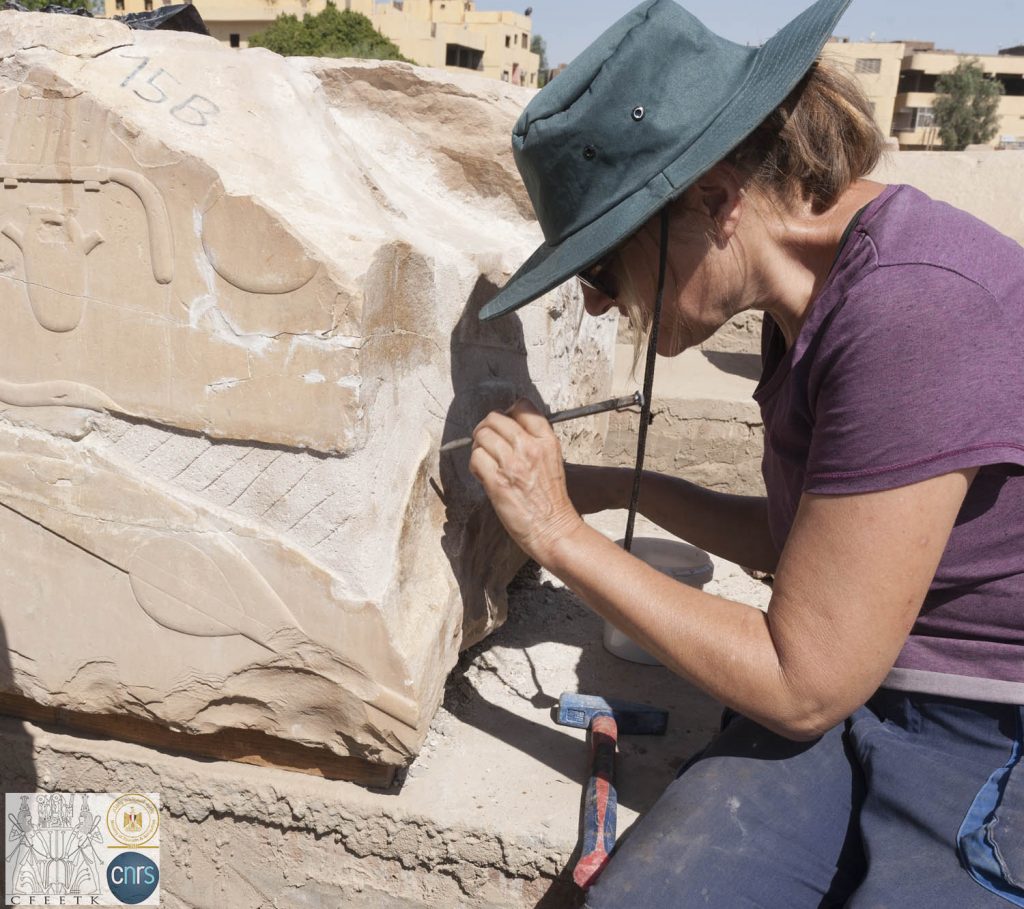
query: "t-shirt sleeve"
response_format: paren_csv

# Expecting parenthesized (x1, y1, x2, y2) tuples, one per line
(804, 264, 1024, 495)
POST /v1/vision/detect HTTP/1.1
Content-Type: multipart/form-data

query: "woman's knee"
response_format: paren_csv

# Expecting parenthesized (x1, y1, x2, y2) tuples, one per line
(586, 715, 863, 909)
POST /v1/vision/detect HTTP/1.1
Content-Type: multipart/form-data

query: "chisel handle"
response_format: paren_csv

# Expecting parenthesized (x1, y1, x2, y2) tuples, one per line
(572, 713, 618, 891)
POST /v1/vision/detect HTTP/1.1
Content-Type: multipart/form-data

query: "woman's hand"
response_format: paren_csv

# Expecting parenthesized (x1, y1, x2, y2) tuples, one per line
(468, 399, 585, 564)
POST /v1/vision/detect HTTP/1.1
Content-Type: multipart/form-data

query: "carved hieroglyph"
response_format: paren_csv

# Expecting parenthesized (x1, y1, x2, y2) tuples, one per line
(0, 14, 617, 772)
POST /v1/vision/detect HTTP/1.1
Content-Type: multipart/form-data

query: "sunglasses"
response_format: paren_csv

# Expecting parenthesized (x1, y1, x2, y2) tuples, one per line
(576, 252, 619, 301)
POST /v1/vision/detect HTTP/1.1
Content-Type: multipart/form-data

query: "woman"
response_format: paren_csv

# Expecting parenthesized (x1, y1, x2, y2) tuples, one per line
(469, 0, 1024, 906)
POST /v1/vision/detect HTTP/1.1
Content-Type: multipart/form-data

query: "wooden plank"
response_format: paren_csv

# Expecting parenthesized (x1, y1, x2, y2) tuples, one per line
(0, 692, 396, 788)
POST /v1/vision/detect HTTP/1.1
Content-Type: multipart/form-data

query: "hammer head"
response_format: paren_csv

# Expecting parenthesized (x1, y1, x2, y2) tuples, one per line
(556, 692, 668, 736)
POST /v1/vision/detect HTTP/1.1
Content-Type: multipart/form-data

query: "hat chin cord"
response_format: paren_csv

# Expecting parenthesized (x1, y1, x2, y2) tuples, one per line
(622, 206, 670, 553)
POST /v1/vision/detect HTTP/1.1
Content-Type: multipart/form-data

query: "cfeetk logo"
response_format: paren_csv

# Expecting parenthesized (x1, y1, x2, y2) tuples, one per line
(5, 792, 161, 906)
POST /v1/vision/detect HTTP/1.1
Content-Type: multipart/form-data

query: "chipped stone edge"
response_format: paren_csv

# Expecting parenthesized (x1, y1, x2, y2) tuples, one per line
(6, 718, 571, 887)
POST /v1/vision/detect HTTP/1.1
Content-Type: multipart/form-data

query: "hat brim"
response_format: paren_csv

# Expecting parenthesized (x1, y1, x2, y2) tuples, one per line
(479, 0, 851, 321)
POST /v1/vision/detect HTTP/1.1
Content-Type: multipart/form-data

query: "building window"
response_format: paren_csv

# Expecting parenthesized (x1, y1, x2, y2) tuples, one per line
(505, 35, 511, 48)
(143, 0, 152, 9)
(115, 0, 124, 8)
(501, 70, 509, 82)
(892, 107, 935, 132)
(898, 69, 938, 93)
(892, 109, 914, 132)
(530, 72, 535, 85)
(522, 33, 527, 49)
(446, 44, 484, 70)
(855, 58, 882, 74)
(230, 33, 240, 48)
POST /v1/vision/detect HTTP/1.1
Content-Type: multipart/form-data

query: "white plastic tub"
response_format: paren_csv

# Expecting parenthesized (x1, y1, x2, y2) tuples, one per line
(602, 537, 714, 666)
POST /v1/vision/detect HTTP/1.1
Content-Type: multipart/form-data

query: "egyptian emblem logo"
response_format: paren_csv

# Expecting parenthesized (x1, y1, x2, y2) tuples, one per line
(5, 792, 161, 906)
(106, 795, 159, 849)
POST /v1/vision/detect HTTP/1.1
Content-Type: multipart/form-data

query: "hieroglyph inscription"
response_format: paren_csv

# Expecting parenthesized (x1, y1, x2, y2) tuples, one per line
(1, 207, 101, 332)
(0, 165, 174, 333)
(120, 56, 220, 128)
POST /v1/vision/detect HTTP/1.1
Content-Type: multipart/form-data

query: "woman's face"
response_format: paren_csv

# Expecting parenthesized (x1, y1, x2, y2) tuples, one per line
(580, 201, 746, 357)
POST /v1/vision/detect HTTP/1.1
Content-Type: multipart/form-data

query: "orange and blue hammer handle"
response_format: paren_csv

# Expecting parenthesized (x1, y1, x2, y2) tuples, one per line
(572, 713, 619, 891)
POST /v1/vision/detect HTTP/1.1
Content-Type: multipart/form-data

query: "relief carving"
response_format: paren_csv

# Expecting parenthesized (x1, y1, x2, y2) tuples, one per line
(201, 192, 319, 295)
(1, 206, 102, 332)
(0, 437, 421, 759)
(0, 20, 618, 780)
(0, 85, 362, 452)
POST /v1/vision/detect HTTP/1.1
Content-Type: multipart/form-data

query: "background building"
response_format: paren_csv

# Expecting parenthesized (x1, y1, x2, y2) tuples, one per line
(824, 38, 1024, 150)
(821, 39, 905, 137)
(106, 0, 540, 86)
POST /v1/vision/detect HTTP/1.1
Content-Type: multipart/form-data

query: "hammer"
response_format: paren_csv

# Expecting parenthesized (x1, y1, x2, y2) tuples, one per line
(556, 692, 669, 890)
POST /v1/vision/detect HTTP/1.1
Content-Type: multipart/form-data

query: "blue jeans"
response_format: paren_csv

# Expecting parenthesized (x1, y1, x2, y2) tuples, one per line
(585, 690, 1024, 908)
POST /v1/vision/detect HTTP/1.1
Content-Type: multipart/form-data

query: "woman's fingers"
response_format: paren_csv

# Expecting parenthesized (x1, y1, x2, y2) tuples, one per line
(471, 424, 515, 467)
(505, 398, 556, 438)
(467, 398, 583, 564)
(472, 398, 554, 449)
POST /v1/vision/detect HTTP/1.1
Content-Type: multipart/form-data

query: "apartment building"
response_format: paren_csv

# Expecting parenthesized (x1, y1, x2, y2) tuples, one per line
(824, 37, 1024, 150)
(893, 45, 1024, 149)
(821, 40, 905, 136)
(107, 0, 540, 86)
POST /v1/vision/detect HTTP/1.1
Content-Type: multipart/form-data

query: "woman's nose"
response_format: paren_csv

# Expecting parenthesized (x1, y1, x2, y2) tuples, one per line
(581, 284, 616, 317)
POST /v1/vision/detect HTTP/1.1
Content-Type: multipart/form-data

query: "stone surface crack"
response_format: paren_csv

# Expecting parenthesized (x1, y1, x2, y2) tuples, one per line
(0, 500, 126, 574)
(0, 274, 179, 327)
(365, 328, 442, 353)
(86, 41, 135, 60)
(109, 412, 336, 459)
(470, 653, 539, 704)
(417, 377, 447, 424)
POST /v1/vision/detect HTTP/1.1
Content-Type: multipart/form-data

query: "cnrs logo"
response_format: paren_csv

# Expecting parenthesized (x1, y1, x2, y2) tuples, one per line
(106, 852, 159, 905)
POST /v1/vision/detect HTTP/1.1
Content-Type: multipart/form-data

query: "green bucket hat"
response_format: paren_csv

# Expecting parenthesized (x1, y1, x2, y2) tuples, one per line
(479, 0, 852, 321)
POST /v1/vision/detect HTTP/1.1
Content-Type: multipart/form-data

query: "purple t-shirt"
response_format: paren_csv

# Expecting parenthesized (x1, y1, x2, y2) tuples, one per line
(755, 184, 1024, 703)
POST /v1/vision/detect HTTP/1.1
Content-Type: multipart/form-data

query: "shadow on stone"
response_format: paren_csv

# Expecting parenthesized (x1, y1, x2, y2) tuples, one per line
(438, 276, 545, 650)
(701, 350, 763, 381)
(442, 563, 722, 907)
(0, 611, 39, 895)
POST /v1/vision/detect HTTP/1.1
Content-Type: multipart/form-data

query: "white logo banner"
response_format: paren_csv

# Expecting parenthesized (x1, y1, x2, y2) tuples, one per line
(5, 792, 160, 906)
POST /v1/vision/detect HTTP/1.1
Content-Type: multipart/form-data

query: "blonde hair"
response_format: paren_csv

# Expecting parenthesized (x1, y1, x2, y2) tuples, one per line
(724, 59, 885, 213)
(617, 58, 885, 357)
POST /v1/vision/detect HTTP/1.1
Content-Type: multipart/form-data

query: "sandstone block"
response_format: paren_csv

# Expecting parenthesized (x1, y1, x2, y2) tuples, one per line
(0, 14, 616, 777)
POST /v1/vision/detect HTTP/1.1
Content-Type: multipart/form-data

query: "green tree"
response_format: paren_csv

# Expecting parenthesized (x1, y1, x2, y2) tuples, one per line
(20, 0, 92, 10)
(248, 2, 413, 63)
(933, 59, 1004, 150)
(530, 33, 548, 86)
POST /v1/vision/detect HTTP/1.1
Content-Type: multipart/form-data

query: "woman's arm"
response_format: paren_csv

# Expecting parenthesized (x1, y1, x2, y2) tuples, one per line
(566, 463, 778, 572)
(470, 401, 976, 740)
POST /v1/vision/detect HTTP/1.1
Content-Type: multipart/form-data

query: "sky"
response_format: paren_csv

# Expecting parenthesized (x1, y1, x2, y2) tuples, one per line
(473, 0, 1024, 67)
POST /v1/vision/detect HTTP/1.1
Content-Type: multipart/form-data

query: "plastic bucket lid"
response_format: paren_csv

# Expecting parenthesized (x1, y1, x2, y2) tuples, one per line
(603, 537, 714, 666)
(614, 536, 714, 588)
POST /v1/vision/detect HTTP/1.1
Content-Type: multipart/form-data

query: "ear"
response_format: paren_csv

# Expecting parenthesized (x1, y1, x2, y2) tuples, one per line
(693, 163, 744, 244)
